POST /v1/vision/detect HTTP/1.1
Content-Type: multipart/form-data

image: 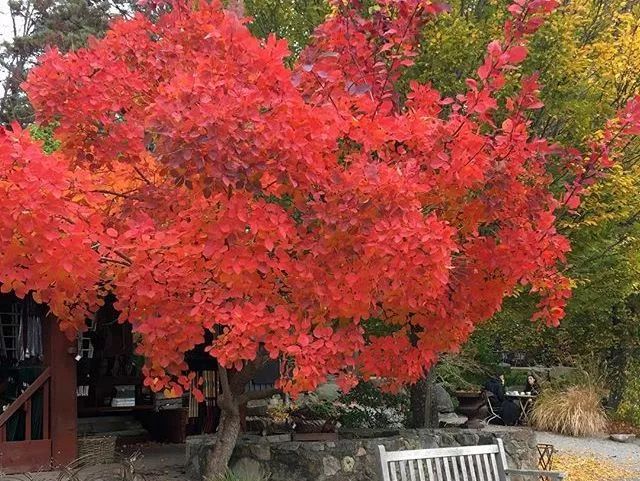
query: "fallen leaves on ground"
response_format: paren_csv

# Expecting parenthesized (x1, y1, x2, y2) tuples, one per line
(553, 452, 640, 481)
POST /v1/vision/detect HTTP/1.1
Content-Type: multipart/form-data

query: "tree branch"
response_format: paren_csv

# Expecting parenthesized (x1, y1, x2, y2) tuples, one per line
(133, 166, 153, 185)
(237, 387, 281, 405)
(99, 257, 131, 267)
(218, 367, 237, 413)
(92, 189, 134, 199)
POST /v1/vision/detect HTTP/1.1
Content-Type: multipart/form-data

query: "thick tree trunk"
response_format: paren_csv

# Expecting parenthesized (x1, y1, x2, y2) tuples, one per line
(409, 367, 438, 428)
(205, 402, 242, 480)
(203, 358, 279, 480)
(424, 367, 439, 428)
(409, 377, 427, 428)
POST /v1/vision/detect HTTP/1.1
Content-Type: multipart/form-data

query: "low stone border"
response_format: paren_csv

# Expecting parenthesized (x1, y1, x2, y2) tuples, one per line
(186, 428, 537, 480)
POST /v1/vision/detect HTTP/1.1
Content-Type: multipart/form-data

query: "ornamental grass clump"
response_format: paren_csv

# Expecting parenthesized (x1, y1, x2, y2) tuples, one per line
(531, 385, 608, 436)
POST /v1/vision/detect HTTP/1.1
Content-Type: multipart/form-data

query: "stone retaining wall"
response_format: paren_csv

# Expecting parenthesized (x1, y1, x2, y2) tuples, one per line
(186, 428, 537, 480)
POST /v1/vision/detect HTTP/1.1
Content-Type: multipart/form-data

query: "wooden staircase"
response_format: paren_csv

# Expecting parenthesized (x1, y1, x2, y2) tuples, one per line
(0, 367, 52, 473)
(0, 317, 78, 474)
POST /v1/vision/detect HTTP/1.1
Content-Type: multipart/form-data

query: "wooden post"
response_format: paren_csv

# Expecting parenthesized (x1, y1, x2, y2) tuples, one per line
(43, 315, 77, 466)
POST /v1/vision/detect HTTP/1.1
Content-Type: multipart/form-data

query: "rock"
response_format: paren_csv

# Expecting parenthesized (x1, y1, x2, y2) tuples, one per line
(315, 377, 341, 402)
(249, 442, 271, 461)
(342, 456, 356, 472)
(246, 399, 270, 416)
(466, 418, 486, 429)
(434, 383, 455, 413)
(278, 441, 301, 452)
(440, 412, 468, 427)
(610, 433, 636, 443)
(439, 432, 457, 447)
(454, 431, 478, 446)
(231, 457, 266, 480)
(186, 428, 537, 481)
(267, 434, 292, 443)
(323, 455, 341, 476)
(305, 442, 326, 452)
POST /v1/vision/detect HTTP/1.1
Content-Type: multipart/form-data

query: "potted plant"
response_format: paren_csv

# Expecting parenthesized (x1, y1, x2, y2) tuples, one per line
(290, 397, 340, 441)
(265, 397, 295, 435)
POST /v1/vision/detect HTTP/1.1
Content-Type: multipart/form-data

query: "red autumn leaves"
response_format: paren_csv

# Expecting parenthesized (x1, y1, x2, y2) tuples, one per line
(1, 0, 639, 396)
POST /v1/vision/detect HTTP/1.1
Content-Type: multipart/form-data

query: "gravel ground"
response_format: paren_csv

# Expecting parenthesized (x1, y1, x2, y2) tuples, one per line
(537, 431, 640, 480)
(537, 431, 640, 464)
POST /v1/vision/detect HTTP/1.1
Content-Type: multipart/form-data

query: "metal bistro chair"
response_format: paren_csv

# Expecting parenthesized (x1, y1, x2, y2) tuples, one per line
(483, 390, 503, 425)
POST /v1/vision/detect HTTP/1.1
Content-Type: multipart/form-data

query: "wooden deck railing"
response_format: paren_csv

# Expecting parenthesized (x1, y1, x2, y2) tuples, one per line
(0, 367, 51, 443)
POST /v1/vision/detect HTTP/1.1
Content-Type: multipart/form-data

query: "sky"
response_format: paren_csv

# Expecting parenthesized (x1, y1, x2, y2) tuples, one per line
(0, 1, 12, 99)
(0, 1, 12, 43)
(0, 1, 11, 98)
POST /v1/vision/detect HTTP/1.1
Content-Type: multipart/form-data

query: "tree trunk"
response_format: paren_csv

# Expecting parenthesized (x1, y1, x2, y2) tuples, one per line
(409, 367, 438, 428)
(205, 402, 242, 480)
(608, 346, 628, 409)
(203, 359, 279, 480)
(409, 378, 427, 428)
(424, 367, 439, 428)
(607, 306, 629, 410)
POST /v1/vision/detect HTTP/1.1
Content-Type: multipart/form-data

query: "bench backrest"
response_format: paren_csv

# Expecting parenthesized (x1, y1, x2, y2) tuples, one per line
(378, 438, 509, 481)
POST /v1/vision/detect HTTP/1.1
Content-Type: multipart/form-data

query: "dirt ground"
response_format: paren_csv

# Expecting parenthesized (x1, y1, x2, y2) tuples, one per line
(0, 443, 186, 481)
(124, 442, 186, 480)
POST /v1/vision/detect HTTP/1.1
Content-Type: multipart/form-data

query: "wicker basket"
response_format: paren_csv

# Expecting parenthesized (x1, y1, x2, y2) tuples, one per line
(77, 435, 117, 464)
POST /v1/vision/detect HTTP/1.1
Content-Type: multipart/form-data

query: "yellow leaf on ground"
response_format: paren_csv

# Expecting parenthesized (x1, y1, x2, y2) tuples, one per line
(553, 453, 640, 481)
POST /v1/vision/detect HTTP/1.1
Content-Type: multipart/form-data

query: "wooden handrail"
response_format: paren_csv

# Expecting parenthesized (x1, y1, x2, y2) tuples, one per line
(0, 367, 51, 427)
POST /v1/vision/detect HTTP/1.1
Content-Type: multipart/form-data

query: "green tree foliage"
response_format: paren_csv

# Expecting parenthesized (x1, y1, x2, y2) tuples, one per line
(28, 122, 61, 153)
(412, 0, 640, 144)
(407, 0, 640, 407)
(245, 0, 329, 55)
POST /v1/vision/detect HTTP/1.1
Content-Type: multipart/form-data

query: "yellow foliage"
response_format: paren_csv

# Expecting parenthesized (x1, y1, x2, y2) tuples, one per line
(574, 165, 640, 228)
(553, 453, 640, 481)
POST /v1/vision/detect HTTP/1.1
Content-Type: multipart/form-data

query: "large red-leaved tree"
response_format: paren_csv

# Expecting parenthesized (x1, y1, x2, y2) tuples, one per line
(2, 0, 640, 475)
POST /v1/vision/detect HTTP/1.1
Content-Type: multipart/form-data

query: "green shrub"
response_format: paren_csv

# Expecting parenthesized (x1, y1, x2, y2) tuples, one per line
(338, 381, 409, 429)
(434, 352, 489, 391)
(616, 361, 640, 426)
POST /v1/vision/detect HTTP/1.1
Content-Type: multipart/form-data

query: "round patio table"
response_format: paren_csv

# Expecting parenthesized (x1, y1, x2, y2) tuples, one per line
(505, 392, 537, 424)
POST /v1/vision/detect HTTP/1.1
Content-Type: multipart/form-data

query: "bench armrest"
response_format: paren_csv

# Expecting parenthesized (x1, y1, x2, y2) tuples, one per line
(505, 468, 566, 480)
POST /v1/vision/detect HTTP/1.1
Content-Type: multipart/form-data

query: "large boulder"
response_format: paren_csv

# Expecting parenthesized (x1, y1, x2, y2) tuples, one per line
(434, 383, 454, 414)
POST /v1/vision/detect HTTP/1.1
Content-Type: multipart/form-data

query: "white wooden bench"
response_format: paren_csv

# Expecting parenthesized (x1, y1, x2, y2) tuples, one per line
(378, 438, 565, 481)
